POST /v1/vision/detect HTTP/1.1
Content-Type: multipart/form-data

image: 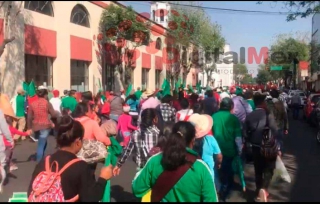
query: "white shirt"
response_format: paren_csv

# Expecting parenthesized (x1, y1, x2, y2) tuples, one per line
(220, 92, 230, 100)
(176, 109, 193, 122)
(50, 97, 62, 115)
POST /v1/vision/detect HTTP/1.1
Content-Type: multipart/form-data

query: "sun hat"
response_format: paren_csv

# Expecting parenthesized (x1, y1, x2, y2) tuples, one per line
(141, 89, 154, 99)
(123, 104, 130, 112)
(38, 85, 48, 90)
(188, 113, 213, 138)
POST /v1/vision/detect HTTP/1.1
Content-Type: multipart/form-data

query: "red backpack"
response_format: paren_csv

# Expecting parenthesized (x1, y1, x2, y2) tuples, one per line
(28, 156, 80, 202)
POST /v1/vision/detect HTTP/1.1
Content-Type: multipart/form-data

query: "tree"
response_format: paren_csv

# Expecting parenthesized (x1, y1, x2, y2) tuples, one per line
(256, 67, 272, 84)
(241, 74, 255, 84)
(166, 1, 225, 86)
(257, 1, 320, 21)
(0, 2, 21, 57)
(266, 34, 310, 87)
(99, 4, 151, 91)
(233, 64, 248, 84)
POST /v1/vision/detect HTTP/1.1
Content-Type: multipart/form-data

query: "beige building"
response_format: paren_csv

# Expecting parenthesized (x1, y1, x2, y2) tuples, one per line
(0, 1, 197, 99)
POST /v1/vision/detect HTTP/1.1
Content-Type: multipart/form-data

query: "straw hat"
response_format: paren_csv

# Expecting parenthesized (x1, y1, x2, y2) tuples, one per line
(141, 89, 154, 99)
(188, 113, 213, 138)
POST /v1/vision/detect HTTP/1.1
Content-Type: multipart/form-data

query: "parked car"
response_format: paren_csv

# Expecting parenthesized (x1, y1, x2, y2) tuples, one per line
(303, 93, 320, 122)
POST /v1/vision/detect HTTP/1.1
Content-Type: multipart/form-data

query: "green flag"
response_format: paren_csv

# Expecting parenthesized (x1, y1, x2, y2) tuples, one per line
(22, 82, 29, 95)
(28, 80, 36, 97)
(162, 79, 171, 96)
(182, 81, 186, 89)
(125, 84, 133, 97)
(161, 79, 167, 90)
(196, 81, 201, 93)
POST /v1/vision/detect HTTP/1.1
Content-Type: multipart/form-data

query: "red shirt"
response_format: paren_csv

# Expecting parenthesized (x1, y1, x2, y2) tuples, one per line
(27, 95, 38, 105)
(3, 126, 28, 146)
(214, 92, 220, 104)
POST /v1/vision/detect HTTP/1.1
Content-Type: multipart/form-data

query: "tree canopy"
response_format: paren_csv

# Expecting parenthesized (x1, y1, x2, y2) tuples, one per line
(256, 65, 272, 84)
(257, 1, 320, 21)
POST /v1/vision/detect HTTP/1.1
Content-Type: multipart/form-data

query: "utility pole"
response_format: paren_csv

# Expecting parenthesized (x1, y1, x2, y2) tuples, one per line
(293, 57, 299, 89)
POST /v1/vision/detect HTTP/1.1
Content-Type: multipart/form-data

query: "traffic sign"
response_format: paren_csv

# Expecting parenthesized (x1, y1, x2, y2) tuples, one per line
(271, 66, 282, 71)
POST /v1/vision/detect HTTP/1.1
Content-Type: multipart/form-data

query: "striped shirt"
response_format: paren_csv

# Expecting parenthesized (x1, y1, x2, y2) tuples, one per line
(117, 125, 159, 168)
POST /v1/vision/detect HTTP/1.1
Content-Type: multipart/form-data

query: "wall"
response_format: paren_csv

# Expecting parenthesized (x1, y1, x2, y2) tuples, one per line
(0, 1, 195, 98)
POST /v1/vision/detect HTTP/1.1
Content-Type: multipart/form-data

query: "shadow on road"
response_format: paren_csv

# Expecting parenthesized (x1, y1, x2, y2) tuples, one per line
(285, 113, 320, 202)
(111, 185, 138, 202)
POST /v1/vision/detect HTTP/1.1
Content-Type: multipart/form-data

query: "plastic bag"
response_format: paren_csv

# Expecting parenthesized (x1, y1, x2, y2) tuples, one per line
(272, 156, 291, 183)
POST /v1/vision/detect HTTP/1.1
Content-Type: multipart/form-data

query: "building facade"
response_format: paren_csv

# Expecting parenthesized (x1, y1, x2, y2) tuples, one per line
(0, 1, 197, 99)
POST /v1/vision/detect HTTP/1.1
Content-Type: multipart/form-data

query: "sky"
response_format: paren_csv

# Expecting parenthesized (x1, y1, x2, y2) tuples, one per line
(118, 1, 312, 76)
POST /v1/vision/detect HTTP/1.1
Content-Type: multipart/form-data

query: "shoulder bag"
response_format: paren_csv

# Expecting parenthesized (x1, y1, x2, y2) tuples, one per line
(142, 153, 198, 202)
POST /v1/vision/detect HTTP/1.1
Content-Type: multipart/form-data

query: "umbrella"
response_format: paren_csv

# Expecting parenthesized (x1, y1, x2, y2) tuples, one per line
(232, 156, 246, 191)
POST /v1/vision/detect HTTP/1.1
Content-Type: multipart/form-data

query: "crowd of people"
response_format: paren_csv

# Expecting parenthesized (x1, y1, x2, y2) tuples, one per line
(0, 84, 289, 202)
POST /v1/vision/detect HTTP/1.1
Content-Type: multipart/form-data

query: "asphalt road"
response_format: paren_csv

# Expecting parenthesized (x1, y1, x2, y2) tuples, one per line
(1, 112, 320, 202)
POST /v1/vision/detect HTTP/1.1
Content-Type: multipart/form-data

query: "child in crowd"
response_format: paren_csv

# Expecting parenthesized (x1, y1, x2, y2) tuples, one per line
(3, 116, 31, 172)
(117, 105, 138, 147)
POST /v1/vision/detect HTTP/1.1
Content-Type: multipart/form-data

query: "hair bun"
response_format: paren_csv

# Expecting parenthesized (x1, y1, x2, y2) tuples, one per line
(57, 115, 74, 135)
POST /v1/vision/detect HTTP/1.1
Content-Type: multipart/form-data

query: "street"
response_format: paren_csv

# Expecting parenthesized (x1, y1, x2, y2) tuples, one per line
(1, 113, 320, 202)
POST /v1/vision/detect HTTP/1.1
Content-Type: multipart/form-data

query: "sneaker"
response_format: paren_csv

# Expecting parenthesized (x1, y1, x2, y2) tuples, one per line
(29, 135, 38, 142)
(259, 189, 267, 202)
(10, 165, 18, 172)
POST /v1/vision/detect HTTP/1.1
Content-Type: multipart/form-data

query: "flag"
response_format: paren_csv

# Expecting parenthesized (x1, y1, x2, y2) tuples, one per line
(22, 82, 29, 95)
(28, 80, 36, 97)
(98, 78, 103, 91)
(196, 81, 201, 93)
(125, 84, 133, 97)
(162, 79, 171, 96)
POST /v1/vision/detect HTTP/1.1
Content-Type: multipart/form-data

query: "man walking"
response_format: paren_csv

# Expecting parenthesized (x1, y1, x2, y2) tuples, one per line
(291, 92, 301, 120)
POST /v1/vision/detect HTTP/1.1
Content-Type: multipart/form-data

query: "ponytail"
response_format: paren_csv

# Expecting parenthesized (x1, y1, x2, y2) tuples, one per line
(161, 121, 196, 171)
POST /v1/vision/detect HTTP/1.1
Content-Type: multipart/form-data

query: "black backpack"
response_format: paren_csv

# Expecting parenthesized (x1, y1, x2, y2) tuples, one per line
(260, 111, 279, 158)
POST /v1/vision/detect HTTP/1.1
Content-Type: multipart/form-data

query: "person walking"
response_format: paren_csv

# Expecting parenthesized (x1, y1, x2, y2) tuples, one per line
(212, 98, 243, 201)
(267, 89, 289, 153)
(27, 87, 58, 162)
(158, 95, 176, 122)
(291, 92, 301, 120)
(132, 121, 219, 202)
(113, 108, 160, 175)
(10, 88, 26, 141)
(0, 109, 14, 193)
(61, 90, 78, 114)
(243, 92, 280, 202)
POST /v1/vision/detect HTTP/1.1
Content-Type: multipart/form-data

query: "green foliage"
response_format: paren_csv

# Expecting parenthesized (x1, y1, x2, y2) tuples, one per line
(256, 68, 272, 84)
(257, 1, 320, 21)
(100, 4, 151, 44)
(233, 64, 248, 81)
(241, 74, 255, 84)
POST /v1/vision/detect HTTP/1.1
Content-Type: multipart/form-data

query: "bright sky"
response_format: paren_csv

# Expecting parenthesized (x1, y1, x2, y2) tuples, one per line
(118, 1, 312, 76)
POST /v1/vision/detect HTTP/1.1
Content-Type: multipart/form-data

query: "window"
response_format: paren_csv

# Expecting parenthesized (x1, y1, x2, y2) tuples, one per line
(155, 38, 162, 50)
(25, 54, 53, 87)
(105, 65, 115, 91)
(160, 9, 164, 22)
(70, 60, 89, 92)
(152, 10, 155, 21)
(70, 4, 90, 28)
(155, 70, 161, 89)
(24, 1, 54, 16)
(142, 69, 149, 90)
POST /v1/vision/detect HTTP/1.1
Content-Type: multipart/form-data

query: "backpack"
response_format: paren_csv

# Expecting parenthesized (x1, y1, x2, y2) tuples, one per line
(28, 156, 80, 202)
(260, 111, 279, 159)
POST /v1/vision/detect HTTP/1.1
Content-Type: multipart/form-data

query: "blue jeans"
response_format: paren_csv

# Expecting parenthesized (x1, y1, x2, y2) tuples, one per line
(35, 129, 51, 162)
(109, 114, 119, 122)
(219, 156, 234, 201)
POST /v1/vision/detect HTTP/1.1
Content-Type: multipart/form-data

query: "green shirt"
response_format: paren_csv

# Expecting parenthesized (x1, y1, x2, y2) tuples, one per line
(134, 90, 142, 100)
(132, 148, 218, 202)
(212, 110, 242, 157)
(16, 95, 25, 117)
(247, 99, 255, 110)
(61, 96, 78, 112)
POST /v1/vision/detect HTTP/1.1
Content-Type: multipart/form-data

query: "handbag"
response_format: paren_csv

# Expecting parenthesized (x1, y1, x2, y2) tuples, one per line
(77, 139, 108, 164)
(142, 153, 198, 202)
